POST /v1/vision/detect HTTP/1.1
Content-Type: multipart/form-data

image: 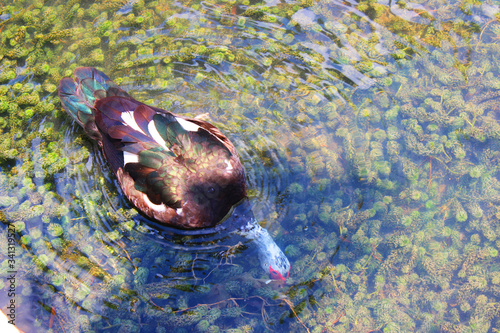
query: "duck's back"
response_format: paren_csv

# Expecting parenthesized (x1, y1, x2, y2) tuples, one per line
(59, 67, 246, 229)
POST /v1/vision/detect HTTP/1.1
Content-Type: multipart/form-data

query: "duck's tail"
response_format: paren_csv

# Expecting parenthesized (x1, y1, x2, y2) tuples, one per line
(58, 67, 129, 128)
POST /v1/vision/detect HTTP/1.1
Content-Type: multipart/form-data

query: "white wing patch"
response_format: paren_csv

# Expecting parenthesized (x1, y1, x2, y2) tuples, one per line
(142, 193, 167, 213)
(148, 121, 169, 151)
(121, 111, 146, 135)
(225, 159, 233, 171)
(177, 118, 200, 132)
(123, 151, 139, 165)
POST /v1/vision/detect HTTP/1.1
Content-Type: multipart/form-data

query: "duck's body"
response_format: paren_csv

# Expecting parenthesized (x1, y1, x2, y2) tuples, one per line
(59, 67, 290, 280)
(59, 67, 246, 229)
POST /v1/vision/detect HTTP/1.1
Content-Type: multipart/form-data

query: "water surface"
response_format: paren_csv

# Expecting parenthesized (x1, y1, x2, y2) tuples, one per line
(1, 0, 500, 332)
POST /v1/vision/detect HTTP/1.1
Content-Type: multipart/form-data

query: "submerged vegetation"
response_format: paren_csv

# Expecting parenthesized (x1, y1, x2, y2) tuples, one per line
(2, 0, 500, 331)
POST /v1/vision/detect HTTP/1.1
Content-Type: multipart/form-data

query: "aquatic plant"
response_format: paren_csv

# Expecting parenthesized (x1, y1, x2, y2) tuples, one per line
(2, 0, 500, 331)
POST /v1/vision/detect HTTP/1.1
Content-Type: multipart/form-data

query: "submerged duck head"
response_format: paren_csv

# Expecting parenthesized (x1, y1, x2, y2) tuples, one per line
(230, 201, 291, 281)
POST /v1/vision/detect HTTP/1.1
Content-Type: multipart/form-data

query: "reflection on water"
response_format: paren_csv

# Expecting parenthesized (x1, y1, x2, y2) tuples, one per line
(1, 0, 500, 331)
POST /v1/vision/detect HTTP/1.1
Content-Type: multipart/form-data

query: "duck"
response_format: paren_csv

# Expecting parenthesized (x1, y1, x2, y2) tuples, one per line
(58, 67, 290, 281)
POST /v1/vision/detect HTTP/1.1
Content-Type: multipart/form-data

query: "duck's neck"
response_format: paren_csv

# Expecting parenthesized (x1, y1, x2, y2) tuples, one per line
(237, 218, 277, 252)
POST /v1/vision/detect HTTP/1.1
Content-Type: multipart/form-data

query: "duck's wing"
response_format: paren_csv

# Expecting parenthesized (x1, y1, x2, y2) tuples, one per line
(93, 97, 246, 228)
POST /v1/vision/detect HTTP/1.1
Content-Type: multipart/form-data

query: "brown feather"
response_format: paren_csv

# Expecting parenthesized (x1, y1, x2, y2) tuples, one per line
(134, 104, 156, 134)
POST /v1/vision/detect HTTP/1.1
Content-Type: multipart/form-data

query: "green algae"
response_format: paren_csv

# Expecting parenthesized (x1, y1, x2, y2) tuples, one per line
(2, 0, 500, 332)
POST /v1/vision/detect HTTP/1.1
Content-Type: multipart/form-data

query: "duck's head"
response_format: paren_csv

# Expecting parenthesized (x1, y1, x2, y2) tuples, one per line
(259, 235, 291, 281)
(230, 201, 291, 281)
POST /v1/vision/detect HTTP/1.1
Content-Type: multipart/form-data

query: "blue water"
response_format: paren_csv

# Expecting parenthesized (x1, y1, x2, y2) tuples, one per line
(1, 0, 500, 332)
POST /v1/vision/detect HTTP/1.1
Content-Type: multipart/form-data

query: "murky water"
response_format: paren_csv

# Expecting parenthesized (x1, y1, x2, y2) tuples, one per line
(1, 0, 500, 332)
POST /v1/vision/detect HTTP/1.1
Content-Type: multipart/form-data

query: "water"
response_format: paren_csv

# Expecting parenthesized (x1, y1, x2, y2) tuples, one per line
(1, 0, 500, 332)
